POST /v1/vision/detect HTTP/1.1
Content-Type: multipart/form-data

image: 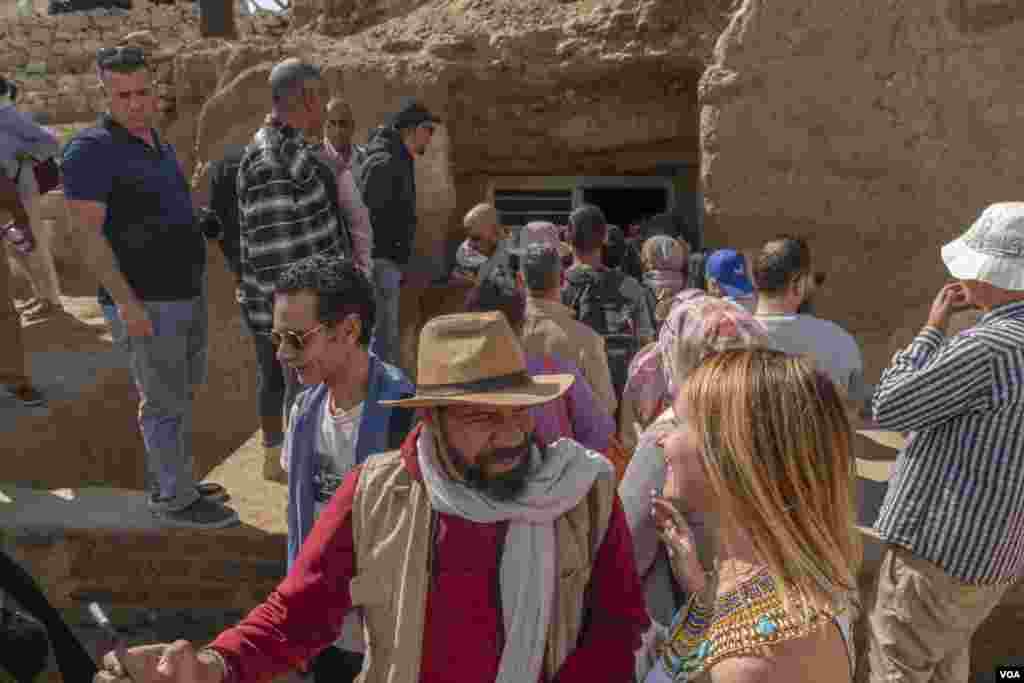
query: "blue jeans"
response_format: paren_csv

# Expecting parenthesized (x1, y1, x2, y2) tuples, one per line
(370, 258, 402, 367)
(103, 292, 207, 512)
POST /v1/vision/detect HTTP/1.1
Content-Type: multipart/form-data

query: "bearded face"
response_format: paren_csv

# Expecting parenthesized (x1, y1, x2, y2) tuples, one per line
(446, 435, 534, 501)
(435, 406, 537, 502)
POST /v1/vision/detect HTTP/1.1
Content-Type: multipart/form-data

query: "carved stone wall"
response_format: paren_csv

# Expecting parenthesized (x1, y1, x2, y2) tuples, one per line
(10, 0, 1023, 381)
(701, 0, 1024, 378)
(0, 2, 288, 128)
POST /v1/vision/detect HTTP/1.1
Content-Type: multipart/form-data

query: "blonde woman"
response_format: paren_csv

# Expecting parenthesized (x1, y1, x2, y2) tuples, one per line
(644, 349, 860, 682)
(619, 296, 770, 627)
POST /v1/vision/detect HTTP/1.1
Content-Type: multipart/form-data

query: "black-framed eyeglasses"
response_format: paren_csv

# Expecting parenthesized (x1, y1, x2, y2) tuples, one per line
(96, 46, 147, 70)
(270, 323, 325, 351)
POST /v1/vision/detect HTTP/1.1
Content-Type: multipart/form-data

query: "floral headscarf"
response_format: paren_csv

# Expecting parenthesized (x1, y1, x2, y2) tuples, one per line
(620, 289, 707, 437)
(661, 294, 771, 397)
(620, 290, 770, 440)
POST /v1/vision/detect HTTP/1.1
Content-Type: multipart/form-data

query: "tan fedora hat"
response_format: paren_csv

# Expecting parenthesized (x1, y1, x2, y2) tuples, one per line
(381, 311, 574, 408)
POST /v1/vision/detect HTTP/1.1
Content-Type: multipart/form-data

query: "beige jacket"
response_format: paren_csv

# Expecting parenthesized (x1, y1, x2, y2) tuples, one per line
(349, 449, 616, 683)
(521, 297, 617, 416)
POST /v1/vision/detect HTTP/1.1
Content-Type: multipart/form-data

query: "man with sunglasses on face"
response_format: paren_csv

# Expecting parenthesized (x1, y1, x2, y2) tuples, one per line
(752, 236, 870, 411)
(237, 58, 354, 483)
(312, 97, 373, 277)
(273, 254, 413, 683)
(356, 97, 440, 368)
(62, 46, 236, 529)
(321, 98, 364, 173)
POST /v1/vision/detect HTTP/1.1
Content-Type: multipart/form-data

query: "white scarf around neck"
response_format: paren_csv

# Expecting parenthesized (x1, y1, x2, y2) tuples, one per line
(417, 428, 612, 683)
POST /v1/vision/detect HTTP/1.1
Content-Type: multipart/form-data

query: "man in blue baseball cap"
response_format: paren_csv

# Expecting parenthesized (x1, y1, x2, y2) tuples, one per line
(705, 248, 756, 313)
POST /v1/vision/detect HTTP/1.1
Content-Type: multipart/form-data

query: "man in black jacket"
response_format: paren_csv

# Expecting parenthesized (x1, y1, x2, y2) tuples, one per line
(355, 98, 440, 367)
(199, 145, 245, 281)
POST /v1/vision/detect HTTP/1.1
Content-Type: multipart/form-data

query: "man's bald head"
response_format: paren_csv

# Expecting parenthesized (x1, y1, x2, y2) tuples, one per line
(463, 203, 502, 258)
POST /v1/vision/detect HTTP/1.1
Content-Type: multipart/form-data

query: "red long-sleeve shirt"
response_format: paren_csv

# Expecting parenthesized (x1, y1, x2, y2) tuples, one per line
(210, 435, 650, 682)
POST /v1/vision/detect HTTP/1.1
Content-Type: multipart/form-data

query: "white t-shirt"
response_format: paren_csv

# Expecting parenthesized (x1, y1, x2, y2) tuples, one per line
(313, 399, 363, 515)
(312, 397, 364, 653)
(755, 314, 868, 403)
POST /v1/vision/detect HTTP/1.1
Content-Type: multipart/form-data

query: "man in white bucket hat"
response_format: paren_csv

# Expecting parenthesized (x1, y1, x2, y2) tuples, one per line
(93, 311, 650, 683)
(867, 202, 1024, 683)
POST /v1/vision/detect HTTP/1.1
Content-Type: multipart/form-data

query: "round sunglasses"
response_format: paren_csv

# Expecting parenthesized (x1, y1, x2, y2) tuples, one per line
(270, 323, 325, 351)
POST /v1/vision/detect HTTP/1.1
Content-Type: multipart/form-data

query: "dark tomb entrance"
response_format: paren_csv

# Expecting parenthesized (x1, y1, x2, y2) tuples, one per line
(581, 186, 668, 231)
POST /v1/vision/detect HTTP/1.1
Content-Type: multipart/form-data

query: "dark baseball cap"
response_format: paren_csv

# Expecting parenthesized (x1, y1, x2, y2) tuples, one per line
(388, 97, 442, 129)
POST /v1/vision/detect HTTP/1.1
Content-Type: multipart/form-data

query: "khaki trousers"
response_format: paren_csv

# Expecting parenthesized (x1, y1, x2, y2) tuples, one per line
(4, 192, 61, 305)
(0, 243, 29, 388)
(868, 544, 1010, 683)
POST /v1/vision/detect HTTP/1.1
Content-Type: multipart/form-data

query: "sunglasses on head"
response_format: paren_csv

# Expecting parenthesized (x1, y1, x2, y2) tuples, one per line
(96, 46, 147, 70)
(270, 323, 325, 351)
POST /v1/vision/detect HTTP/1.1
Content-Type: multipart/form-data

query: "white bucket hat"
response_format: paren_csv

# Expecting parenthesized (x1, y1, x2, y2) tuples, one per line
(942, 202, 1024, 291)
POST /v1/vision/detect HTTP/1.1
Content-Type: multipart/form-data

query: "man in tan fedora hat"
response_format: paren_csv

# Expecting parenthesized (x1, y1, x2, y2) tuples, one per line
(867, 202, 1024, 683)
(93, 312, 650, 683)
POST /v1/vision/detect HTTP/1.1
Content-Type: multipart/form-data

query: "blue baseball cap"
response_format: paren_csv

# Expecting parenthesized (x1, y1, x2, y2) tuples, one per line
(705, 249, 754, 298)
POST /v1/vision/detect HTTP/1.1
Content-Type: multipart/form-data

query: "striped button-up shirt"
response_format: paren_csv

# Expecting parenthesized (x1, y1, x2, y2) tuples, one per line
(873, 301, 1024, 584)
(237, 121, 351, 333)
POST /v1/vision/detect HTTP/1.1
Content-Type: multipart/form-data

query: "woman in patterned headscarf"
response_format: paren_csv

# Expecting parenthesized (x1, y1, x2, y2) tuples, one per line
(618, 296, 771, 632)
(618, 289, 767, 455)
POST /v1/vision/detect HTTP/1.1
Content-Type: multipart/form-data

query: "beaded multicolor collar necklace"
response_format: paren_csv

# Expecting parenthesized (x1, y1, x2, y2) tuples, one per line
(660, 566, 844, 680)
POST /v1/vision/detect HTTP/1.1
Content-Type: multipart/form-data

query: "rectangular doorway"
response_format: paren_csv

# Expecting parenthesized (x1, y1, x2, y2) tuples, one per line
(580, 186, 669, 230)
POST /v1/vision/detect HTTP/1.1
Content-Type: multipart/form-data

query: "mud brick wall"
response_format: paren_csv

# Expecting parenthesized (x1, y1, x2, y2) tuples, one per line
(0, 1, 289, 126)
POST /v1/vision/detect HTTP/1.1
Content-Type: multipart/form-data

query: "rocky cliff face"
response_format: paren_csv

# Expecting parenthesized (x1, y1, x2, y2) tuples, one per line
(12, 0, 1024, 380)
(701, 0, 1024, 376)
(186, 0, 733, 371)
(192, 0, 733, 267)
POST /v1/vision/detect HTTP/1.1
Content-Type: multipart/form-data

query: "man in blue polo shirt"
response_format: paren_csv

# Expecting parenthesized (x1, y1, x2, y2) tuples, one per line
(62, 46, 237, 529)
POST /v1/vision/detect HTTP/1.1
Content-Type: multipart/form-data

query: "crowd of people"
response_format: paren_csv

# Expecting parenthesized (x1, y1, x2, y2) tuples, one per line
(1, 47, 1023, 683)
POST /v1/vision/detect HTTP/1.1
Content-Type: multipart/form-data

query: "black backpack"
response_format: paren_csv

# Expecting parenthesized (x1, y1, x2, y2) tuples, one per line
(562, 268, 641, 399)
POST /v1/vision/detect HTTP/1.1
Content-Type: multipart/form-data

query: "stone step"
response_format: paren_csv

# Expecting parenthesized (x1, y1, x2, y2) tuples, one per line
(1, 431, 288, 611)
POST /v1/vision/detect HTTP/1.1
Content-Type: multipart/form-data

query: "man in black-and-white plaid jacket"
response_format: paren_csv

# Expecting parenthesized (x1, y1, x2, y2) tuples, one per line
(237, 58, 352, 483)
